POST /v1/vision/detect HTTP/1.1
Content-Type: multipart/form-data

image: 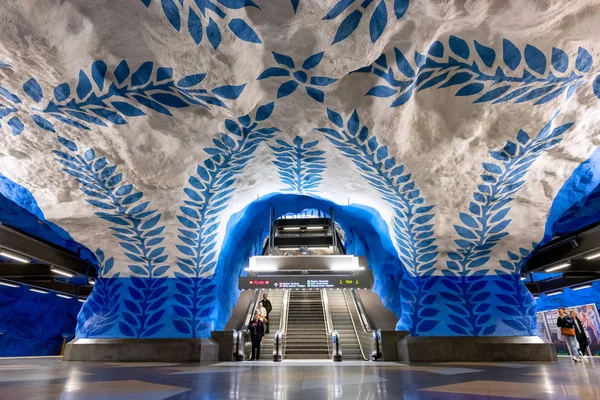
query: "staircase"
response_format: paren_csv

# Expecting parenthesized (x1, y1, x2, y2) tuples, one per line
(284, 290, 330, 359)
(259, 290, 284, 358)
(326, 289, 365, 360)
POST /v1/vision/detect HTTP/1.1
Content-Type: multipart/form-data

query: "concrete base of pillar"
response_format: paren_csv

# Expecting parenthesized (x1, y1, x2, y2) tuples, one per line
(63, 338, 219, 362)
(397, 336, 557, 362)
(378, 331, 409, 361)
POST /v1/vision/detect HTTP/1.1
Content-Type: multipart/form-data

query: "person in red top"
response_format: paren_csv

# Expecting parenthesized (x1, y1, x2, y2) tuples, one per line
(248, 312, 264, 361)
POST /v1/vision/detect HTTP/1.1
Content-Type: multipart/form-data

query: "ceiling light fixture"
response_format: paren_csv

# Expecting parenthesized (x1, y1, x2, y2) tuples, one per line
(571, 284, 592, 291)
(585, 251, 600, 260)
(279, 247, 300, 251)
(29, 288, 49, 294)
(77, 298, 86, 303)
(56, 293, 73, 299)
(0, 280, 19, 288)
(282, 227, 301, 231)
(306, 226, 325, 230)
(0, 249, 30, 263)
(546, 290, 562, 296)
(520, 276, 527, 281)
(51, 268, 74, 278)
(545, 262, 570, 272)
(89, 279, 96, 285)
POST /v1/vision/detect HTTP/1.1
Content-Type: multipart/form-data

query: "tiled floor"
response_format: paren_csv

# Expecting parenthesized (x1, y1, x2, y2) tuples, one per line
(0, 356, 598, 399)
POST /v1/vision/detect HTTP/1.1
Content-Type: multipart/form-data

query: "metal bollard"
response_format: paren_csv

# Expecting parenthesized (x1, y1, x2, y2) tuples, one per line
(332, 330, 342, 362)
(371, 329, 382, 361)
(273, 330, 283, 362)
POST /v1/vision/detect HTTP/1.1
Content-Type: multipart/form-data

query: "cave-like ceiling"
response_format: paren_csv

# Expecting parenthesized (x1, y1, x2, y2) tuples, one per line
(0, 0, 599, 283)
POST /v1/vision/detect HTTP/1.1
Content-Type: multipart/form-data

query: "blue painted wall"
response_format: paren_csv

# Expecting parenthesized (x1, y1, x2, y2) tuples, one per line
(0, 285, 82, 356)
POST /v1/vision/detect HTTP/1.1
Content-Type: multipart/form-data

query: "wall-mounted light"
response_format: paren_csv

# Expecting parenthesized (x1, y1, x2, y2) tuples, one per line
(51, 268, 74, 278)
(571, 284, 592, 291)
(0, 280, 19, 288)
(89, 279, 96, 285)
(77, 298, 86, 303)
(585, 251, 600, 260)
(545, 262, 570, 272)
(29, 288, 49, 294)
(0, 249, 30, 263)
(56, 293, 73, 299)
(546, 290, 563, 296)
(520, 276, 527, 281)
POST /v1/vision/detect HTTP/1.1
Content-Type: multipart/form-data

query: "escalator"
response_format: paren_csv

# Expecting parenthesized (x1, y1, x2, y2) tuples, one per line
(258, 290, 284, 357)
(326, 289, 366, 360)
(283, 290, 330, 359)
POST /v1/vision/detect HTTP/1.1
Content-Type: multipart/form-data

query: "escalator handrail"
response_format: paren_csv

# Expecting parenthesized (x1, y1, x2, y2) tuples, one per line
(351, 289, 372, 332)
(242, 290, 261, 331)
(343, 289, 368, 360)
(279, 289, 290, 335)
(321, 289, 334, 335)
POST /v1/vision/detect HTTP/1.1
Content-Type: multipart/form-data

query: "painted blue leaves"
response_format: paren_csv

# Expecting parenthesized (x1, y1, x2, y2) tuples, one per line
(324, 0, 410, 44)
(446, 115, 574, 277)
(174, 103, 279, 337)
(140, 0, 261, 48)
(360, 36, 597, 108)
(258, 52, 336, 103)
(270, 136, 326, 194)
(53, 137, 170, 338)
(316, 108, 438, 276)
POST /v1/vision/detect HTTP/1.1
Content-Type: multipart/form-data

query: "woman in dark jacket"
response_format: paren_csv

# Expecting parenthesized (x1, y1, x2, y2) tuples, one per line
(248, 312, 264, 361)
(570, 310, 589, 357)
(557, 307, 581, 362)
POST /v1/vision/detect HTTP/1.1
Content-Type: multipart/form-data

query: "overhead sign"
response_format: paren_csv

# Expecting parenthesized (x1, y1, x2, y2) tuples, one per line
(239, 272, 373, 290)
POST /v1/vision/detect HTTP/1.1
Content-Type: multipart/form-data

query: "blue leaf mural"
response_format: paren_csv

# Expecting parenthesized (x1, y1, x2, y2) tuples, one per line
(324, 0, 410, 44)
(140, 0, 261, 48)
(358, 36, 598, 107)
(316, 108, 438, 277)
(270, 136, 326, 195)
(258, 52, 337, 103)
(1, 60, 246, 137)
(173, 103, 280, 337)
(53, 137, 170, 338)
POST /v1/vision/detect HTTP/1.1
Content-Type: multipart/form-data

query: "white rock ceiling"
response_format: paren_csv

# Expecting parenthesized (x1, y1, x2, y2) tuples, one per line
(0, 0, 598, 278)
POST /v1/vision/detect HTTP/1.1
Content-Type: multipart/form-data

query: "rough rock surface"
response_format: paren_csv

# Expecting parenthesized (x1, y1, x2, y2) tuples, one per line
(0, 1, 599, 339)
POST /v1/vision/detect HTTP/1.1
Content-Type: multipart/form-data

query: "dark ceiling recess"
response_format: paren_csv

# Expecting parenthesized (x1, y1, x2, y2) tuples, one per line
(523, 222, 600, 295)
(0, 223, 95, 298)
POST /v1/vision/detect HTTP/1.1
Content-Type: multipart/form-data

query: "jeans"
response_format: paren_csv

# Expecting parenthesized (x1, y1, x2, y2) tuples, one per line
(564, 335, 580, 357)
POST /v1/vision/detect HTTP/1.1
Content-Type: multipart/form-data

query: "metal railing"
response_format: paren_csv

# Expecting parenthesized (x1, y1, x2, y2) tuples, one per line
(331, 330, 342, 361)
(351, 289, 372, 332)
(279, 289, 290, 334)
(321, 289, 333, 357)
(342, 289, 367, 360)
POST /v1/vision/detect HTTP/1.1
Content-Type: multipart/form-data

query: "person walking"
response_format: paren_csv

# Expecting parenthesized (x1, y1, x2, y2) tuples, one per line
(570, 310, 589, 357)
(262, 292, 272, 334)
(557, 307, 581, 362)
(248, 312, 264, 361)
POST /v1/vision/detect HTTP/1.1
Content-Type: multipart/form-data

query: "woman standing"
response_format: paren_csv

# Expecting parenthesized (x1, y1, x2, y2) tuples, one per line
(570, 310, 589, 357)
(557, 307, 581, 362)
(248, 312, 264, 361)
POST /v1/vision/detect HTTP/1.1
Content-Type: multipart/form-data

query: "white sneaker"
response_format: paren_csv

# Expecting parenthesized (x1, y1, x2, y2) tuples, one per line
(572, 356, 579, 361)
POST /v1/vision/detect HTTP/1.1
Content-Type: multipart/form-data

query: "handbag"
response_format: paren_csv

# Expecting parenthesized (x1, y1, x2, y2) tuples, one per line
(561, 327, 576, 336)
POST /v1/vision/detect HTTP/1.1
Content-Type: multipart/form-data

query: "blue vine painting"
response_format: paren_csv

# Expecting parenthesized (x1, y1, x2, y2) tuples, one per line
(53, 137, 170, 338)
(140, 0, 262, 47)
(0, 60, 245, 136)
(325, 0, 410, 44)
(173, 102, 279, 337)
(359, 36, 599, 108)
(258, 52, 337, 103)
(270, 136, 326, 195)
(316, 108, 438, 277)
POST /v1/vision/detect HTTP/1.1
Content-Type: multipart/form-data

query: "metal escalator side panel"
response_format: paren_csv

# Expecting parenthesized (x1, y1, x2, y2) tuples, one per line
(343, 289, 369, 360)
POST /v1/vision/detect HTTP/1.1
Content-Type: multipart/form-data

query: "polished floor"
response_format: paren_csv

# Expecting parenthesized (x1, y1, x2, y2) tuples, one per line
(0, 357, 599, 399)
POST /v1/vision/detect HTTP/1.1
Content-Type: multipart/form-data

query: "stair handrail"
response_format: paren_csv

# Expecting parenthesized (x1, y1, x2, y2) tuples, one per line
(242, 290, 261, 332)
(351, 289, 372, 332)
(343, 289, 368, 360)
(321, 289, 334, 335)
(279, 289, 290, 335)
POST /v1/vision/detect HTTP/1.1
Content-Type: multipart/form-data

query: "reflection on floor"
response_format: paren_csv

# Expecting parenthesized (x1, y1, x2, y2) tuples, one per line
(0, 356, 598, 399)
